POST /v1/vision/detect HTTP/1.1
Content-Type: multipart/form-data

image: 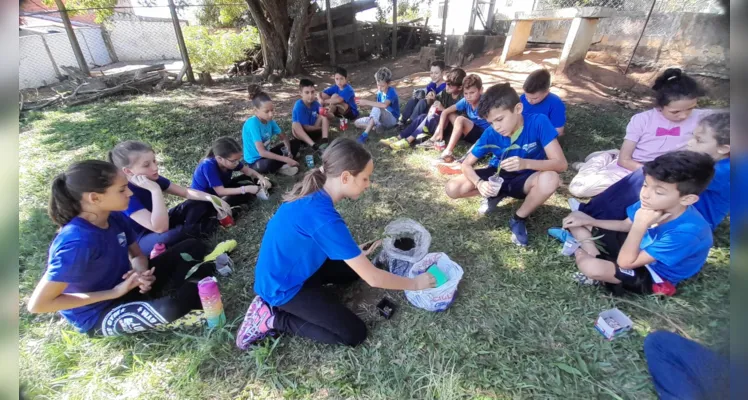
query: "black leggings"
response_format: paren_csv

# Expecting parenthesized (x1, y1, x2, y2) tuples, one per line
(401, 98, 430, 122)
(88, 239, 215, 336)
(273, 259, 367, 346)
(223, 175, 258, 207)
(136, 200, 218, 255)
(248, 140, 303, 174)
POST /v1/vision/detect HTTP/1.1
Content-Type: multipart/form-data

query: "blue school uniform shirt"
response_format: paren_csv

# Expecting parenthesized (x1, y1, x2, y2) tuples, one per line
(625, 201, 712, 284)
(378, 86, 400, 119)
(521, 92, 566, 128)
(124, 176, 172, 236)
(323, 84, 359, 118)
(471, 114, 559, 168)
(254, 190, 362, 306)
(242, 115, 282, 164)
(191, 157, 245, 196)
(44, 212, 136, 333)
(426, 81, 447, 95)
(455, 97, 490, 131)
(694, 157, 730, 231)
(292, 99, 321, 126)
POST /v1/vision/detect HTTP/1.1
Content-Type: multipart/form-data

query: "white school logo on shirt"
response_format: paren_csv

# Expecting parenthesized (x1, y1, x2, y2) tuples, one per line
(522, 142, 537, 153)
(117, 232, 127, 247)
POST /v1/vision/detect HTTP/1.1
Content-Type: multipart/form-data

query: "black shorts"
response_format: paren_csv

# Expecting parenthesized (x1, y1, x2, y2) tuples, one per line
(593, 228, 654, 295)
(475, 167, 535, 199)
(463, 123, 484, 144)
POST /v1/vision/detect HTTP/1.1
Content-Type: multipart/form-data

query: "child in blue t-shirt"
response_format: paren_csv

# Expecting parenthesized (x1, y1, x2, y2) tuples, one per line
(318, 66, 359, 121)
(550, 150, 715, 295)
(354, 67, 400, 143)
(399, 60, 447, 124)
(521, 69, 566, 136)
(108, 140, 230, 255)
(571, 113, 731, 231)
(191, 137, 272, 208)
(244, 85, 301, 176)
(291, 79, 330, 151)
(427, 74, 492, 163)
(445, 83, 568, 247)
(27, 160, 217, 336)
(234, 138, 436, 349)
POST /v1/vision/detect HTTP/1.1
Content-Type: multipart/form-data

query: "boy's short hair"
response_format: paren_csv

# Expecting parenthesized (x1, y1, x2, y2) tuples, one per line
(299, 78, 315, 89)
(334, 67, 348, 78)
(375, 67, 392, 83)
(445, 68, 466, 87)
(699, 112, 730, 146)
(462, 74, 482, 90)
(431, 60, 446, 71)
(643, 150, 715, 196)
(523, 69, 551, 94)
(477, 83, 520, 118)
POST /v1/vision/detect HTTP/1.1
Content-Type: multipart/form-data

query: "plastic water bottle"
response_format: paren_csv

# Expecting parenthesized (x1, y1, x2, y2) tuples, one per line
(197, 276, 226, 328)
(150, 243, 166, 259)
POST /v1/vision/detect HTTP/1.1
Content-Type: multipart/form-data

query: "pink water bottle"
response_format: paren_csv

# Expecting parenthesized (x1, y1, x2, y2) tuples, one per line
(150, 243, 166, 259)
(197, 276, 226, 328)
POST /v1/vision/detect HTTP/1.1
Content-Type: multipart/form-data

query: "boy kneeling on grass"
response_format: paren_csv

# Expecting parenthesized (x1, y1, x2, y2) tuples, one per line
(549, 150, 714, 295)
(292, 79, 331, 151)
(444, 83, 567, 246)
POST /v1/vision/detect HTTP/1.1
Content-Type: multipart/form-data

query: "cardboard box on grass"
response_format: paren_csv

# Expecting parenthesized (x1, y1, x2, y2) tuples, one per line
(595, 308, 633, 341)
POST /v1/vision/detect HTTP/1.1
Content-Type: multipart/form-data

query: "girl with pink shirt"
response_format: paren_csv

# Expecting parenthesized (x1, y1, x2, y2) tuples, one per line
(569, 69, 710, 197)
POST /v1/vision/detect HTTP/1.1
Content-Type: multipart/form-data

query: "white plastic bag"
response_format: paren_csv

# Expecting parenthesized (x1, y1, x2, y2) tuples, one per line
(404, 252, 463, 312)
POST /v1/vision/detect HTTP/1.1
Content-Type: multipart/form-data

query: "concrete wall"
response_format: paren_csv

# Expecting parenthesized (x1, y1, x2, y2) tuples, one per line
(428, 1, 477, 35)
(105, 14, 184, 62)
(494, 11, 728, 76)
(19, 28, 112, 90)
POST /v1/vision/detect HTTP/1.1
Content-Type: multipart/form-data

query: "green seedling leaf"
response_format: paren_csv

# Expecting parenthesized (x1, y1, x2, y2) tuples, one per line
(184, 262, 206, 280)
(180, 253, 196, 262)
(209, 195, 223, 207)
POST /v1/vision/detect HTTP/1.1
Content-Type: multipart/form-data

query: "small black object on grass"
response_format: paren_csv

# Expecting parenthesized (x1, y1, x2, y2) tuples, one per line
(376, 297, 397, 319)
(393, 237, 415, 251)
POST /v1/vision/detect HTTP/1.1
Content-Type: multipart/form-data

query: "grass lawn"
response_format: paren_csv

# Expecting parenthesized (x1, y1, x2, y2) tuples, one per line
(18, 88, 730, 399)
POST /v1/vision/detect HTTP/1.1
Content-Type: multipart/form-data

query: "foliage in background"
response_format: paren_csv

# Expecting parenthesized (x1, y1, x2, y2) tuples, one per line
(43, 0, 117, 24)
(375, 0, 431, 24)
(194, 0, 249, 28)
(183, 26, 260, 73)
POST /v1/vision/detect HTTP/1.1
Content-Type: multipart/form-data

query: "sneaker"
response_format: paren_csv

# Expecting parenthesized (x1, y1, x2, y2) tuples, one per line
(278, 165, 299, 176)
(568, 198, 581, 212)
(415, 133, 430, 142)
(584, 149, 618, 163)
(390, 139, 412, 151)
(236, 296, 275, 350)
(509, 217, 528, 246)
(357, 132, 369, 144)
(379, 136, 399, 146)
(204, 239, 238, 262)
(256, 187, 270, 201)
(436, 150, 454, 164)
(478, 195, 504, 215)
(437, 162, 462, 175)
(572, 271, 599, 286)
(571, 161, 585, 171)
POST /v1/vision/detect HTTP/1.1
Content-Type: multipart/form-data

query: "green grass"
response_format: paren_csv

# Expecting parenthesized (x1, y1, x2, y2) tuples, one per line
(19, 88, 730, 399)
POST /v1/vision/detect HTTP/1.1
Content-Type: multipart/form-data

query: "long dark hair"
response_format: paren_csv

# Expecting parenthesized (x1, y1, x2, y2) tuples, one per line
(205, 137, 242, 159)
(283, 138, 371, 202)
(247, 84, 272, 109)
(48, 160, 120, 227)
(108, 140, 154, 168)
(652, 68, 705, 107)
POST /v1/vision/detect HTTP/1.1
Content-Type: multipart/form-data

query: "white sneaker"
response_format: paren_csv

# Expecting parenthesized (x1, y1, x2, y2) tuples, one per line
(584, 149, 618, 162)
(571, 161, 585, 172)
(278, 165, 298, 176)
(568, 198, 581, 212)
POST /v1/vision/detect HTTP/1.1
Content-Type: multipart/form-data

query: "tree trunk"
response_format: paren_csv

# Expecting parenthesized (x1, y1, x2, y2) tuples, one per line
(285, 0, 315, 75)
(245, 0, 287, 74)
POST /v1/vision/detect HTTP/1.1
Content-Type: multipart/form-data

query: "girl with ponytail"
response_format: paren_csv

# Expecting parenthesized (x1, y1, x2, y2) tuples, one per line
(243, 84, 302, 176)
(29, 160, 216, 336)
(235, 138, 436, 350)
(568, 68, 717, 198)
(108, 140, 230, 255)
(191, 136, 272, 208)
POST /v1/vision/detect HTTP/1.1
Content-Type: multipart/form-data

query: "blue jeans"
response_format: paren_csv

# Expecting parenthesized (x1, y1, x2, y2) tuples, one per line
(579, 167, 644, 220)
(644, 331, 729, 399)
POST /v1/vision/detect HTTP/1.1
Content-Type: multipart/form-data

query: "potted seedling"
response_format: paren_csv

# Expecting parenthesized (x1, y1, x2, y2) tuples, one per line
(479, 128, 522, 197)
(209, 195, 235, 227)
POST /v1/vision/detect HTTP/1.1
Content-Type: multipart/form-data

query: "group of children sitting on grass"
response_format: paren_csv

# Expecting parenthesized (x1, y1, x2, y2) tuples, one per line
(27, 62, 729, 352)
